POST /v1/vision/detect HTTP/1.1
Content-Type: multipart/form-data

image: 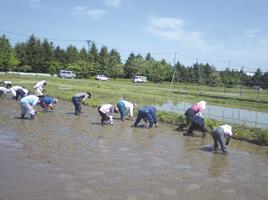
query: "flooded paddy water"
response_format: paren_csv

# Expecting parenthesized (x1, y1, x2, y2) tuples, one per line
(0, 98, 268, 200)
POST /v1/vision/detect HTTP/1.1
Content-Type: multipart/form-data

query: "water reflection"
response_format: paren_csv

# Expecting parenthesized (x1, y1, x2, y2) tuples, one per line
(208, 154, 229, 177)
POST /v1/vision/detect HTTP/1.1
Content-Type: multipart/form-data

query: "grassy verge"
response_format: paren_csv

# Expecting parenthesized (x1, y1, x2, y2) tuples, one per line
(158, 111, 268, 146)
(1, 74, 268, 146)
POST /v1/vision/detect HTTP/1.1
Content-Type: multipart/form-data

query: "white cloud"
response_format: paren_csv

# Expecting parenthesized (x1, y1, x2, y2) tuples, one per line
(146, 17, 211, 51)
(72, 6, 108, 20)
(104, 0, 122, 9)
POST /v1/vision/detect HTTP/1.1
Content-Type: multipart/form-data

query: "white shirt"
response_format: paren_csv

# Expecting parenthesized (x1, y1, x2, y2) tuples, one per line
(0, 87, 10, 94)
(10, 86, 23, 97)
(99, 104, 114, 123)
(219, 124, 233, 136)
(122, 100, 134, 117)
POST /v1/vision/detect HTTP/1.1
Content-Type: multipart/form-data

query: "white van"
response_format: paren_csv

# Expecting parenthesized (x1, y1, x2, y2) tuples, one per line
(133, 76, 147, 83)
(59, 70, 76, 79)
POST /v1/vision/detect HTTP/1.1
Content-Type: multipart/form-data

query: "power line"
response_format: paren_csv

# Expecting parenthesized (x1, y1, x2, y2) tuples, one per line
(0, 30, 265, 71)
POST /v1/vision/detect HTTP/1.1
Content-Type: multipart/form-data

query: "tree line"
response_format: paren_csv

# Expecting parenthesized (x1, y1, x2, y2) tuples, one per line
(0, 34, 267, 88)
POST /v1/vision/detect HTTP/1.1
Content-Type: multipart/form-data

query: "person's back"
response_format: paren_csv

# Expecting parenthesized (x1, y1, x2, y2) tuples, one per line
(134, 106, 157, 128)
(20, 95, 39, 106)
(186, 112, 207, 137)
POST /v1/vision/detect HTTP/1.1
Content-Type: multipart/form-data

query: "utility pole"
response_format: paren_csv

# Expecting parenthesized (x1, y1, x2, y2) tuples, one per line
(196, 58, 203, 85)
(171, 52, 178, 87)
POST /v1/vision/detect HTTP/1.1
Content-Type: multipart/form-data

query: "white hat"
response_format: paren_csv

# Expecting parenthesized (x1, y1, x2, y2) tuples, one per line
(199, 101, 206, 110)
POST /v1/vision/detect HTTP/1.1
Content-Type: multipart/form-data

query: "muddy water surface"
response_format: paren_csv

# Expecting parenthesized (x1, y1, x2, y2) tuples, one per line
(0, 98, 268, 200)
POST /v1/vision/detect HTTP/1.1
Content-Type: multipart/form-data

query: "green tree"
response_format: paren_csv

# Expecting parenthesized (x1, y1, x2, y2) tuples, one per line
(0, 35, 19, 72)
(24, 34, 43, 72)
(54, 46, 67, 64)
(65, 45, 79, 64)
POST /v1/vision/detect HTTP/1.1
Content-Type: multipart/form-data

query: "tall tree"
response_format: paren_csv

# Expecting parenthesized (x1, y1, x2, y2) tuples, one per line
(65, 45, 79, 64)
(0, 35, 19, 72)
(24, 34, 43, 72)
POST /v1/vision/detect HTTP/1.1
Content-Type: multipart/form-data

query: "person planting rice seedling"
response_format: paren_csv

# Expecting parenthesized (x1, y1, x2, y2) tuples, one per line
(34, 80, 47, 97)
(184, 112, 208, 137)
(39, 96, 58, 111)
(212, 124, 233, 154)
(19, 94, 39, 120)
(71, 92, 91, 116)
(98, 104, 118, 125)
(177, 100, 206, 131)
(116, 99, 137, 121)
(132, 106, 157, 128)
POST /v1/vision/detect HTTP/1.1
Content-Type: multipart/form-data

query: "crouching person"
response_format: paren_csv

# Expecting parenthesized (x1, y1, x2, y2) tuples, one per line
(185, 112, 207, 137)
(178, 100, 206, 130)
(39, 96, 58, 111)
(19, 95, 39, 120)
(212, 124, 232, 154)
(72, 92, 91, 116)
(98, 104, 117, 125)
(132, 106, 157, 128)
(116, 100, 136, 121)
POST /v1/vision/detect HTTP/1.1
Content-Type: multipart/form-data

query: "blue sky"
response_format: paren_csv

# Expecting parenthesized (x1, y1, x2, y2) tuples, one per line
(1, 0, 268, 72)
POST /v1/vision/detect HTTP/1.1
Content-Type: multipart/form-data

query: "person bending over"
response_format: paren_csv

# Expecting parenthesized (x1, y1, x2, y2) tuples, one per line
(132, 106, 157, 128)
(98, 104, 118, 125)
(116, 99, 136, 121)
(39, 96, 58, 111)
(184, 112, 207, 137)
(72, 92, 91, 116)
(177, 100, 206, 130)
(212, 124, 233, 154)
(19, 95, 39, 120)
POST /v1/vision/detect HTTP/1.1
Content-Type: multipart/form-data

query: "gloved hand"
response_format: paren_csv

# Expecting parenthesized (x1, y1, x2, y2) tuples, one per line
(225, 141, 229, 146)
(155, 123, 158, 128)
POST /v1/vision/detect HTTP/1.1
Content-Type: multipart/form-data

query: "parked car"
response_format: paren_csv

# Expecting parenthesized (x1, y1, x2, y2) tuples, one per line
(133, 76, 147, 83)
(96, 75, 109, 81)
(59, 70, 76, 79)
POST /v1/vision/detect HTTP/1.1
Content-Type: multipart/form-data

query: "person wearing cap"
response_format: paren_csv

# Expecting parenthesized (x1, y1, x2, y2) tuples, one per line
(34, 80, 47, 97)
(212, 124, 233, 154)
(116, 99, 136, 121)
(19, 94, 39, 119)
(177, 100, 206, 130)
(132, 106, 157, 128)
(72, 92, 91, 115)
(39, 96, 58, 111)
(98, 104, 118, 125)
(185, 112, 208, 137)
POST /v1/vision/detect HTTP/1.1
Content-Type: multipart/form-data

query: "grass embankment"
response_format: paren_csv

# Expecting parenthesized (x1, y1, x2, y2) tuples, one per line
(1, 75, 268, 145)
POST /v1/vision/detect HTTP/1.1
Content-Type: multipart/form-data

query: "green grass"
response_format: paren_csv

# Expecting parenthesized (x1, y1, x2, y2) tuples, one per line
(1, 74, 268, 145)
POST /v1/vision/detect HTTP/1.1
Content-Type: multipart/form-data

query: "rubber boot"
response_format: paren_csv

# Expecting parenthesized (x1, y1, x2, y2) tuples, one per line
(30, 114, 35, 120)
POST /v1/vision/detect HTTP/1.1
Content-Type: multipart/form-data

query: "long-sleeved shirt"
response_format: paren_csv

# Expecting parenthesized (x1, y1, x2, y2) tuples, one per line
(0, 87, 10, 94)
(99, 104, 114, 123)
(140, 106, 157, 125)
(117, 100, 134, 119)
(20, 95, 39, 106)
(10, 86, 23, 97)
(34, 80, 46, 96)
(74, 93, 90, 101)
